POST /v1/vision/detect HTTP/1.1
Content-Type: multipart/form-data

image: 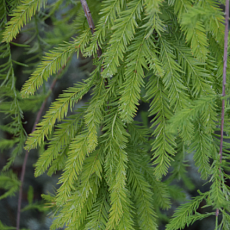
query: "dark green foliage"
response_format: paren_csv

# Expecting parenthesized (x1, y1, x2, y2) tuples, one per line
(0, 0, 230, 229)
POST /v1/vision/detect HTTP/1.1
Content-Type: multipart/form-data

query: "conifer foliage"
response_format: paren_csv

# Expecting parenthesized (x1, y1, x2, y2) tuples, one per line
(0, 0, 230, 229)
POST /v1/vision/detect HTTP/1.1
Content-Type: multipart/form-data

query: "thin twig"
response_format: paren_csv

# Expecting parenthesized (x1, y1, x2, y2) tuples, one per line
(79, 0, 109, 110)
(215, 0, 229, 218)
(80, 0, 108, 84)
(80, 0, 102, 58)
(16, 78, 57, 230)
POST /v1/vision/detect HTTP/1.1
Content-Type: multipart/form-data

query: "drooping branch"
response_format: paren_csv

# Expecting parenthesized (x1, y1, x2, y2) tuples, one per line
(215, 0, 229, 218)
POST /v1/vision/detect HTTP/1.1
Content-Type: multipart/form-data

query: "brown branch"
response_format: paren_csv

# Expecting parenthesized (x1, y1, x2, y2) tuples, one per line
(16, 78, 57, 230)
(80, 0, 109, 110)
(80, 0, 102, 58)
(80, 0, 107, 86)
(215, 0, 229, 218)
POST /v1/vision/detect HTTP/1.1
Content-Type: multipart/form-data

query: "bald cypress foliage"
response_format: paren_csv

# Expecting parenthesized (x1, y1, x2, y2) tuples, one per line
(0, 0, 230, 229)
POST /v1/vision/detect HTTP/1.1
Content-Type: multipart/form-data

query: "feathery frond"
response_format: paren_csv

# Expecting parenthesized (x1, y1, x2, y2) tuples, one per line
(24, 76, 94, 151)
(166, 193, 209, 230)
(2, 0, 47, 42)
(85, 184, 110, 230)
(34, 113, 84, 177)
(146, 76, 176, 179)
(0, 0, 26, 170)
(127, 150, 158, 229)
(21, 29, 91, 97)
(103, 107, 134, 229)
(159, 36, 188, 109)
(180, 6, 209, 61)
(101, 0, 143, 78)
(84, 75, 107, 152)
(86, 0, 125, 56)
(119, 28, 148, 123)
